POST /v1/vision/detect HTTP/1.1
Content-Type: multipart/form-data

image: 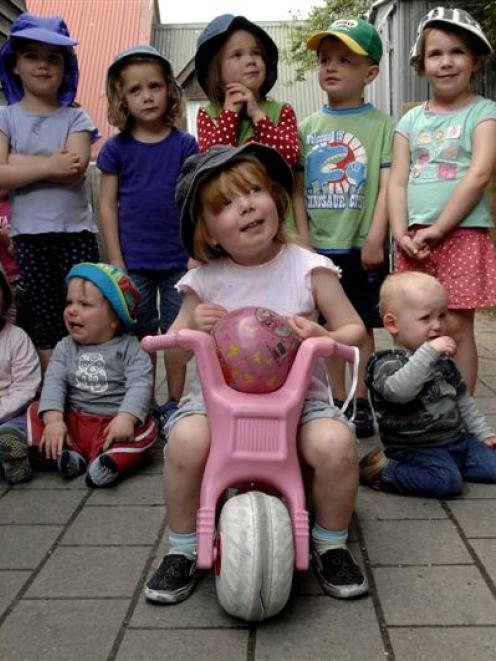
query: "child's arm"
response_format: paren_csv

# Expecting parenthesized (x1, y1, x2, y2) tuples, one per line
(246, 98, 299, 167)
(293, 170, 312, 247)
(361, 168, 389, 269)
(40, 411, 69, 460)
(312, 270, 365, 347)
(99, 173, 126, 270)
(197, 106, 239, 151)
(0, 132, 81, 190)
(0, 328, 41, 422)
(457, 390, 496, 447)
(413, 119, 496, 250)
(387, 133, 423, 259)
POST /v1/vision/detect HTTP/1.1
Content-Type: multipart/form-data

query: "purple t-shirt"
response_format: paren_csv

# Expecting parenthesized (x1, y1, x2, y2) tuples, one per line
(97, 128, 198, 270)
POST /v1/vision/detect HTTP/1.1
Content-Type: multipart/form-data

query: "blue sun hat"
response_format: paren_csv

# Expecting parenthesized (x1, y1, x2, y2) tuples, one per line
(0, 13, 79, 106)
(195, 14, 278, 97)
(66, 263, 142, 329)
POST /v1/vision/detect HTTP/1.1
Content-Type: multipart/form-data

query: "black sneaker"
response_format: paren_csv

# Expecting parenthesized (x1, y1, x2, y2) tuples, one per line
(144, 554, 202, 604)
(312, 547, 368, 599)
(349, 398, 375, 438)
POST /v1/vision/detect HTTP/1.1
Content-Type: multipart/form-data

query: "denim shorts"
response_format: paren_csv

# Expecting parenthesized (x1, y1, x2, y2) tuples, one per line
(129, 269, 186, 334)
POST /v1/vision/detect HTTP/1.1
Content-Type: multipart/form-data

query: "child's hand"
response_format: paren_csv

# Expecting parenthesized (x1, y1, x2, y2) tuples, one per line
(102, 413, 136, 450)
(398, 233, 430, 260)
(429, 336, 456, 356)
(413, 225, 443, 251)
(483, 437, 496, 448)
(46, 150, 82, 178)
(0, 225, 11, 246)
(194, 303, 227, 332)
(361, 239, 384, 270)
(40, 420, 69, 460)
(288, 315, 326, 340)
(224, 83, 264, 122)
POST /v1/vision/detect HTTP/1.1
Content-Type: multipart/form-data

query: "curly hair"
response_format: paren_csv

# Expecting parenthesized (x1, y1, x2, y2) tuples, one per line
(106, 55, 183, 131)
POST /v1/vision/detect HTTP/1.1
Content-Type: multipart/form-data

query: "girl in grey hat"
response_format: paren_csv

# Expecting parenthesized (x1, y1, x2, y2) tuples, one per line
(145, 143, 369, 606)
(195, 14, 299, 168)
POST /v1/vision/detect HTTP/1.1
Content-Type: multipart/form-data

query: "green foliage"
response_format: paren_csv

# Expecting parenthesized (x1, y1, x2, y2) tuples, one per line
(283, 0, 371, 82)
(465, 1, 496, 51)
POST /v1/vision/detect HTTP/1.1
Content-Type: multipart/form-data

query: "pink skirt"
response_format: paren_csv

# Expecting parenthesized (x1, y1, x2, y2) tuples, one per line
(395, 227, 496, 309)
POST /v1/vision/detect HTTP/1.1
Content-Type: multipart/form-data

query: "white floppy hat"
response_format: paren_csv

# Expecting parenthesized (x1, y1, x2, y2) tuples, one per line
(411, 6, 493, 60)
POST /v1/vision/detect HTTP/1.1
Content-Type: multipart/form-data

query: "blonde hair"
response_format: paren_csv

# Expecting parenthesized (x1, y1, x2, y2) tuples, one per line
(204, 32, 269, 105)
(379, 271, 448, 317)
(411, 23, 487, 75)
(106, 56, 183, 131)
(193, 158, 291, 263)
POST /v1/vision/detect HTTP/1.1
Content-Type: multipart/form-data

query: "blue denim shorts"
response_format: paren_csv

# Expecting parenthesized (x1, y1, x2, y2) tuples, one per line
(129, 269, 186, 334)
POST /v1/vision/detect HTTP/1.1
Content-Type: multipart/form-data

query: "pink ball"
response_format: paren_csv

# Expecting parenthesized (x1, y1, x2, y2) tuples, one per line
(212, 307, 301, 393)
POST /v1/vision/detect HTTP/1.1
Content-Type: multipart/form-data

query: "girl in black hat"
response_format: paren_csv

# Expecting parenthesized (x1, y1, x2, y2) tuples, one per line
(195, 14, 299, 168)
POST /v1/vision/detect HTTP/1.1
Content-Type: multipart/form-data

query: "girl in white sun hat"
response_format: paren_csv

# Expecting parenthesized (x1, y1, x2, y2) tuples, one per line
(388, 6, 496, 393)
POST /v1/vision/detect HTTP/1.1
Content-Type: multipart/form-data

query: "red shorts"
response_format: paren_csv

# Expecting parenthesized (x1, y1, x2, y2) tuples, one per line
(27, 402, 158, 473)
(395, 227, 496, 309)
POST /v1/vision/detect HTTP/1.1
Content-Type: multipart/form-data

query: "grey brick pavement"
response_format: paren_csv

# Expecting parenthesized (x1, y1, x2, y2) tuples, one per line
(1, 316, 496, 660)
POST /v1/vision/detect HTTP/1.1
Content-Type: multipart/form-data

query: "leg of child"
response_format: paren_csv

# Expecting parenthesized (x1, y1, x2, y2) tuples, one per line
(461, 435, 496, 483)
(145, 414, 210, 604)
(447, 309, 477, 393)
(86, 416, 159, 488)
(298, 417, 368, 598)
(160, 270, 187, 415)
(363, 446, 464, 498)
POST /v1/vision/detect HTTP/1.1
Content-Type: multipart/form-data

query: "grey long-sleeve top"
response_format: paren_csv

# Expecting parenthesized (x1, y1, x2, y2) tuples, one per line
(39, 334, 153, 423)
(365, 344, 494, 450)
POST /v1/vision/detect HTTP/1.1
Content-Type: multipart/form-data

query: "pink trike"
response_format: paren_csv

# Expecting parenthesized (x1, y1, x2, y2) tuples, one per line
(142, 326, 358, 621)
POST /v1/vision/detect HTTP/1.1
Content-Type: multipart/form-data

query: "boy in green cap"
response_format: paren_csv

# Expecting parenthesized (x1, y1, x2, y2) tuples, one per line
(294, 17, 394, 438)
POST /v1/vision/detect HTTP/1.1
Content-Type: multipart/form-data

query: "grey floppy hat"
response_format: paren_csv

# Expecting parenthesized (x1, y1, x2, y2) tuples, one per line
(107, 44, 174, 80)
(176, 143, 293, 259)
(195, 14, 278, 97)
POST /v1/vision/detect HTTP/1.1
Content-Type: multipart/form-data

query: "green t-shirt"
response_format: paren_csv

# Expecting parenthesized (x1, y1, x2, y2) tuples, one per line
(397, 96, 496, 229)
(298, 104, 394, 251)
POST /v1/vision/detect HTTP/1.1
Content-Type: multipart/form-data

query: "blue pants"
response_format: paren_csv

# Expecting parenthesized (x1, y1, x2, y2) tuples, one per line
(381, 435, 496, 498)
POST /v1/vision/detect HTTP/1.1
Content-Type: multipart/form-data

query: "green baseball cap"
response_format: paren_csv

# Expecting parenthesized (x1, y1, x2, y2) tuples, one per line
(307, 17, 383, 64)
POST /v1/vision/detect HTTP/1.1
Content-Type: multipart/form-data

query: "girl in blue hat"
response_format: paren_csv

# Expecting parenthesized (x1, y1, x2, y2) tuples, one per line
(195, 14, 299, 168)
(0, 13, 100, 372)
(97, 45, 199, 430)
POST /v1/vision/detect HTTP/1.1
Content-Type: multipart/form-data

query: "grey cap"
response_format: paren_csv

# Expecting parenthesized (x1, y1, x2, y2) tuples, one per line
(176, 143, 293, 258)
(107, 44, 174, 80)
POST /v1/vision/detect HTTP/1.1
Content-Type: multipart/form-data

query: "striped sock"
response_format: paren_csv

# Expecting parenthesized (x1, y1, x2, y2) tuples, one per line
(312, 523, 348, 556)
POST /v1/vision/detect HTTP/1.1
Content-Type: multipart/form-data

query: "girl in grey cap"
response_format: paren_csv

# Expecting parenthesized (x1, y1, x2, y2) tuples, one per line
(145, 143, 369, 606)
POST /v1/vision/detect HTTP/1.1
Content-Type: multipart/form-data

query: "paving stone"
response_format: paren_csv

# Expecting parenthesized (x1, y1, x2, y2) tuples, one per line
(138, 449, 164, 475)
(0, 599, 128, 660)
(16, 472, 87, 490)
(477, 397, 496, 414)
(130, 572, 240, 628)
(459, 483, 496, 499)
(61, 505, 164, 545)
(448, 500, 496, 538)
(356, 488, 446, 520)
(88, 473, 163, 506)
(374, 566, 496, 625)
(0, 490, 85, 524)
(362, 519, 471, 566)
(255, 596, 385, 660)
(479, 358, 496, 377)
(0, 525, 61, 569)
(0, 570, 29, 618)
(471, 539, 496, 585)
(116, 629, 250, 660)
(389, 627, 496, 661)
(26, 546, 150, 598)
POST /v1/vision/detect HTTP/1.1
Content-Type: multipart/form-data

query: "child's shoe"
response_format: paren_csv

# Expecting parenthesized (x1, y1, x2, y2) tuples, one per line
(359, 447, 388, 489)
(0, 425, 32, 485)
(312, 547, 368, 599)
(57, 449, 87, 478)
(144, 554, 202, 604)
(86, 453, 118, 488)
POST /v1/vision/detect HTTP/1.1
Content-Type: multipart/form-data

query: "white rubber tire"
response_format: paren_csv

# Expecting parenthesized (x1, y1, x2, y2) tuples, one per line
(215, 491, 294, 621)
